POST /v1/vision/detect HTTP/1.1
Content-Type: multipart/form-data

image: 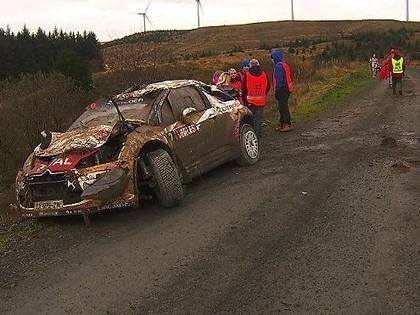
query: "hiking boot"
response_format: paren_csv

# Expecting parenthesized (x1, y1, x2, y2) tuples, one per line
(279, 123, 293, 132)
(275, 123, 284, 132)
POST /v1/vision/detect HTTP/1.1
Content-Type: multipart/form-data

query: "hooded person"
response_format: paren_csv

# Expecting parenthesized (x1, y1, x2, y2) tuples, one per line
(238, 59, 250, 82)
(271, 49, 295, 132)
(241, 58, 271, 138)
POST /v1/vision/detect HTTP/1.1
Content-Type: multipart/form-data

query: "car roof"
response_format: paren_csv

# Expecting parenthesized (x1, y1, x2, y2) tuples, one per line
(114, 79, 205, 100)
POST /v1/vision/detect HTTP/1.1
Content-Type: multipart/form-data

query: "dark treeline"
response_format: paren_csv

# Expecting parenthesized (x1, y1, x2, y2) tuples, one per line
(0, 26, 104, 89)
(282, 27, 420, 63)
(321, 27, 420, 62)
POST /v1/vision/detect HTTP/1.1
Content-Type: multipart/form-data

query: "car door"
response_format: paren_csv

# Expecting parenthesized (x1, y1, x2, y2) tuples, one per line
(165, 86, 219, 170)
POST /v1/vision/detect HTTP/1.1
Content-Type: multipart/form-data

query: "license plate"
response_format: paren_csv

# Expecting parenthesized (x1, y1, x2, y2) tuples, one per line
(34, 200, 63, 210)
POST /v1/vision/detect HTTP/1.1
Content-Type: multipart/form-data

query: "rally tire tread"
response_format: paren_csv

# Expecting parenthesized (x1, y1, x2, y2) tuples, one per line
(147, 149, 184, 207)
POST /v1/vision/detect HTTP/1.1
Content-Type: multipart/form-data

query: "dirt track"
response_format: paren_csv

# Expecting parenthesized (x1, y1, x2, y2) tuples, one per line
(1, 69, 419, 314)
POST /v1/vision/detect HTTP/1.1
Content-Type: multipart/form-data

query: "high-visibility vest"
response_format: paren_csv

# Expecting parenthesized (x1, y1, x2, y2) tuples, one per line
(391, 57, 404, 74)
(273, 62, 294, 92)
(246, 72, 268, 106)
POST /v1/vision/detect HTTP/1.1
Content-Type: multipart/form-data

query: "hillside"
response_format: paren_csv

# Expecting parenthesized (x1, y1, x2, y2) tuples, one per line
(102, 19, 420, 70)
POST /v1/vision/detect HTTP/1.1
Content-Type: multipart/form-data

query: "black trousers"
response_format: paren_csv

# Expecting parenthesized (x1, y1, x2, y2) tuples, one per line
(275, 88, 291, 124)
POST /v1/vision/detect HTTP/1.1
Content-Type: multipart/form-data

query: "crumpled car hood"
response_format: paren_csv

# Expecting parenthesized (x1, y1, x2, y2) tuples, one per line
(34, 125, 114, 157)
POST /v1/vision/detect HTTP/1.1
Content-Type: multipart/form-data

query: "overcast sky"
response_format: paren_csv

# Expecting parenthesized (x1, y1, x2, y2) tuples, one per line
(1, 0, 419, 42)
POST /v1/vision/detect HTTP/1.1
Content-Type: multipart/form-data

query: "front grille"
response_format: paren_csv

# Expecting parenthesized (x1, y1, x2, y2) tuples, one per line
(26, 171, 83, 205)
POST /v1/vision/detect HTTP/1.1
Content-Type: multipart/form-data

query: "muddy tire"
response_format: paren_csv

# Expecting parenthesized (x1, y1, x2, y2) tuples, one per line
(236, 123, 260, 166)
(147, 149, 183, 207)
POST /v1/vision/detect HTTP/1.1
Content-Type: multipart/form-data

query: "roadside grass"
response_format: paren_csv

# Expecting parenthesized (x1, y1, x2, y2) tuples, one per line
(264, 62, 371, 130)
(293, 66, 371, 121)
(0, 218, 50, 253)
(0, 189, 53, 254)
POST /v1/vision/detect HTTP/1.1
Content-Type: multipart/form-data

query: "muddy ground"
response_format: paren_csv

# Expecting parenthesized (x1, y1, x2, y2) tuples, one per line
(1, 69, 419, 314)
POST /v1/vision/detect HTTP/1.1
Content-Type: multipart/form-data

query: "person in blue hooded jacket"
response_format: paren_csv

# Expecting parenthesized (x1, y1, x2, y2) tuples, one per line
(271, 49, 294, 132)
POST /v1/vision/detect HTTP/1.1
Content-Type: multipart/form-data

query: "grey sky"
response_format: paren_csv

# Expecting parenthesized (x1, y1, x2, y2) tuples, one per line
(0, 0, 418, 41)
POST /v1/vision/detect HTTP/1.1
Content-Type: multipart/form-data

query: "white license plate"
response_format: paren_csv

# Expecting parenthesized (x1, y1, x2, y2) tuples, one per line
(35, 200, 63, 210)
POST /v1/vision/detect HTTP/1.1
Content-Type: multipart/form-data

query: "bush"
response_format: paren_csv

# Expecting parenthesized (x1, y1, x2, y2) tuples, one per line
(0, 72, 92, 190)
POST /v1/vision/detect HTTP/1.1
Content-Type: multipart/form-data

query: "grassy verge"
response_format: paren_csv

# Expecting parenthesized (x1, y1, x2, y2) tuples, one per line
(293, 66, 372, 121)
(0, 219, 50, 253)
(264, 62, 372, 129)
(0, 189, 53, 254)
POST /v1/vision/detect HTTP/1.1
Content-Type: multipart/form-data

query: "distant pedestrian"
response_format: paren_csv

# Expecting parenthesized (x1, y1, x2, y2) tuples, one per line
(242, 58, 270, 138)
(271, 49, 295, 132)
(369, 53, 379, 77)
(383, 48, 396, 86)
(389, 49, 406, 95)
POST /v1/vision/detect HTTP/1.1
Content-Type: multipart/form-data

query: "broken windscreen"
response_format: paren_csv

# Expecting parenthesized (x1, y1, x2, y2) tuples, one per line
(68, 92, 158, 131)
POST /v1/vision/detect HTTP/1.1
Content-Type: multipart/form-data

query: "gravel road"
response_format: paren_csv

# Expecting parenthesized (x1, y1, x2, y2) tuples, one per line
(1, 69, 419, 314)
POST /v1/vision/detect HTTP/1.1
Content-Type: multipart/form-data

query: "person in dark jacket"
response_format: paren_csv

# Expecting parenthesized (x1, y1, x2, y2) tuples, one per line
(271, 49, 294, 132)
(238, 59, 250, 82)
(242, 58, 271, 138)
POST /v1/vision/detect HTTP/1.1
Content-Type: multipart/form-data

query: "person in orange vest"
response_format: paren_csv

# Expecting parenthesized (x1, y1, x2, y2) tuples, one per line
(242, 58, 271, 138)
(389, 49, 406, 95)
(271, 49, 295, 132)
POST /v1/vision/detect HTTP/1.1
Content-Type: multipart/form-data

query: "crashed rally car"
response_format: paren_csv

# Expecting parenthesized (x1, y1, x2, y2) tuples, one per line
(15, 79, 260, 220)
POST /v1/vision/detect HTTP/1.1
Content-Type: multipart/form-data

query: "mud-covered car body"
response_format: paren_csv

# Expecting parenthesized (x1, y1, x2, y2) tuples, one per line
(16, 79, 259, 219)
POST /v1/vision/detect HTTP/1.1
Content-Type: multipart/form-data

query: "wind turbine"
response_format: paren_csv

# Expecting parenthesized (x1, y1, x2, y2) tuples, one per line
(134, 1, 152, 33)
(291, 0, 295, 21)
(406, 0, 409, 21)
(195, 0, 203, 28)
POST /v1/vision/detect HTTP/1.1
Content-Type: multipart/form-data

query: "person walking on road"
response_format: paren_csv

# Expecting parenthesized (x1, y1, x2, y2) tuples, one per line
(242, 58, 270, 138)
(383, 48, 395, 87)
(389, 49, 406, 95)
(271, 49, 295, 132)
(369, 53, 379, 77)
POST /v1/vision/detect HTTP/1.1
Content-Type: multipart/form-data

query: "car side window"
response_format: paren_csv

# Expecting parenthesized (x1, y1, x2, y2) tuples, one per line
(167, 87, 207, 119)
(159, 99, 176, 126)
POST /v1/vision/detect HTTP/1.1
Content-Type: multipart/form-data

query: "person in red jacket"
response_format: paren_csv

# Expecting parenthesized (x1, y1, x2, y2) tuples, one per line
(242, 58, 271, 138)
(382, 48, 395, 86)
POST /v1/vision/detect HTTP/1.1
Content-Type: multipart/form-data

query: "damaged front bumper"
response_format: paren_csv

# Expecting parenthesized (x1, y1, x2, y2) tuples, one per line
(16, 165, 137, 218)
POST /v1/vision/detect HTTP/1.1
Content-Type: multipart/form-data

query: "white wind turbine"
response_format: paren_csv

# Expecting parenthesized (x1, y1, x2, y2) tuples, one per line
(195, 0, 203, 28)
(291, 0, 295, 21)
(133, 1, 152, 33)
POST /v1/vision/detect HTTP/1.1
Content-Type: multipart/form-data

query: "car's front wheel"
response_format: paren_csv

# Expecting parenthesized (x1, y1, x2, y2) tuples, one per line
(236, 123, 260, 165)
(147, 149, 183, 207)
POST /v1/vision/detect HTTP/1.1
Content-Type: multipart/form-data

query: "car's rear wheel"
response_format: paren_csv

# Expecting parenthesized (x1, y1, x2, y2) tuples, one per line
(236, 123, 260, 165)
(147, 149, 183, 207)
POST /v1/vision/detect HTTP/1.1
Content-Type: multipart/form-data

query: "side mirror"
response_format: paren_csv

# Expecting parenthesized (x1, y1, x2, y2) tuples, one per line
(181, 107, 196, 125)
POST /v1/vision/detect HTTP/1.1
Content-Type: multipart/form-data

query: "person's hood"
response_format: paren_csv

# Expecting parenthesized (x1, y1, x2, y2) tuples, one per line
(249, 65, 263, 76)
(271, 50, 284, 64)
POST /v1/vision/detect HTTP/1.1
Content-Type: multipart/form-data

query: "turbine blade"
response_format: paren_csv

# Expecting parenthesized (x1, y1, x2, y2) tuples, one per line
(146, 15, 153, 27)
(145, 0, 152, 13)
